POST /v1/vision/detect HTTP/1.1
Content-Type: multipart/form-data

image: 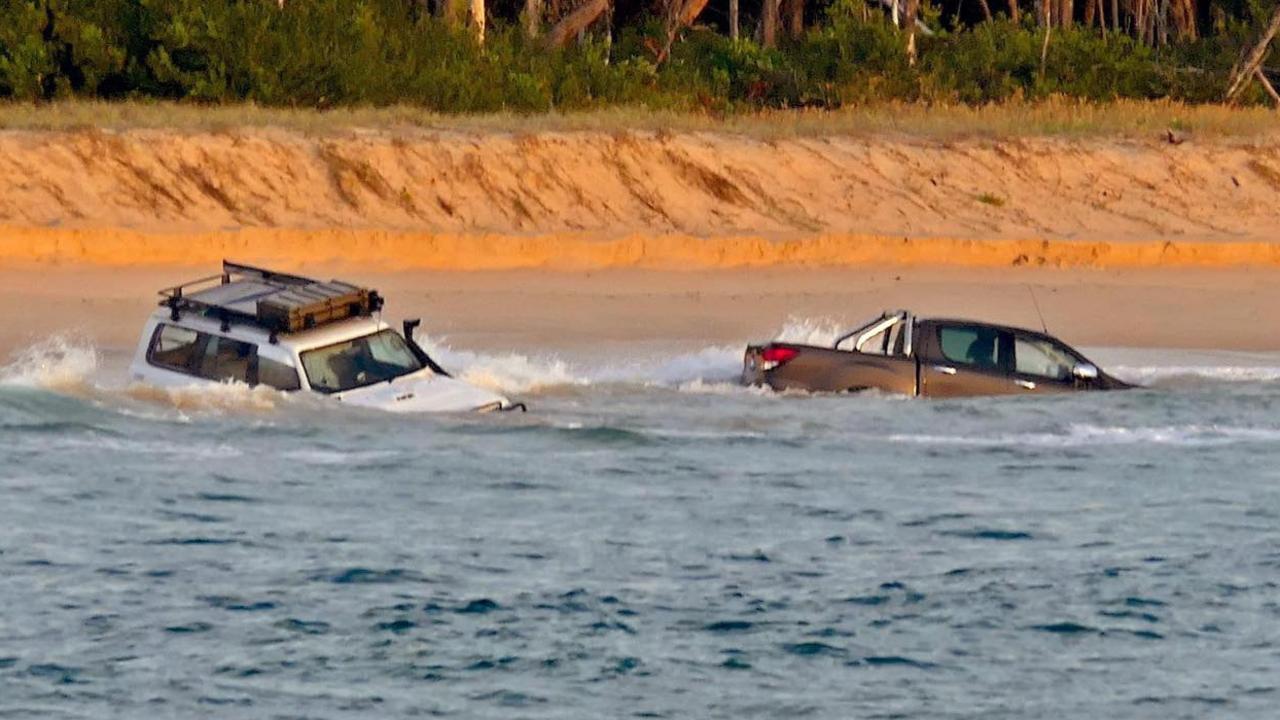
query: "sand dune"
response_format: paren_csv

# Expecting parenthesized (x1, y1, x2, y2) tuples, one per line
(1, 128, 1278, 270)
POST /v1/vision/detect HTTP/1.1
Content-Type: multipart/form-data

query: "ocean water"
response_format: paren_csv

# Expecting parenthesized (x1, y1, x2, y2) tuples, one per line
(2, 324, 1280, 719)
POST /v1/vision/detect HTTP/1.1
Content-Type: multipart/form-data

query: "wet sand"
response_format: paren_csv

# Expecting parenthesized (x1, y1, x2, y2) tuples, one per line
(4, 265, 1280, 368)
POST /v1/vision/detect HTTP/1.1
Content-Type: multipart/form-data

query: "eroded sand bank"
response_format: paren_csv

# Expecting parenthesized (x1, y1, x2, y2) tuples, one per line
(1, 127, 1278, 264)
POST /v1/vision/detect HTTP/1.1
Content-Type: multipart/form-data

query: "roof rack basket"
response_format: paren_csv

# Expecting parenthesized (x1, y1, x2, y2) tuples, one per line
(158, 260, 384, 337)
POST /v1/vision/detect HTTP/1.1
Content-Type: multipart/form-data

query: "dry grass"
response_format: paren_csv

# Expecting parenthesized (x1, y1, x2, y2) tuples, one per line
(0, 98, 1277, 139)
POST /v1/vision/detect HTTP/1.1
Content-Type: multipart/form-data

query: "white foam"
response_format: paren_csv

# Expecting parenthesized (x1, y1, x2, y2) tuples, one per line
(414, 317, 845, 394)
(772, 315, 847, 347)
(123, 380, 283, 414)
(418, 335, 587, 394)
(282, 448, 403, 465)
(1111, 365, 1280, 384)
(0, 335, 99, 391)
(878, 423, 1280, 448)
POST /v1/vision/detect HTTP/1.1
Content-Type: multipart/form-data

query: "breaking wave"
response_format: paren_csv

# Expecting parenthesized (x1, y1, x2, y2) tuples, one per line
(0, 335, 99, 392)
(1110, 365, 1280, 385)
(876, 423, 1280, 448)
(417, 316, 845, 395)
(121, 381, 284, 414)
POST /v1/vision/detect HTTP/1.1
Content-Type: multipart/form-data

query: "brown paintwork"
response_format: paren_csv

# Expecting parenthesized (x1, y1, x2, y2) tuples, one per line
(743, 312, 1131, 398)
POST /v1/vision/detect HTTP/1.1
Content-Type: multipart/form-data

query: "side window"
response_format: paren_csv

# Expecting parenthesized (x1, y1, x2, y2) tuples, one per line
(887, 322, 905, 356)
(148, 325, 203, 372)
(197, 335, 256, 384)
(259, 356, 301, 391)
(1014, 336, 1076, 380)
(938, 325, 1008, 371)
(848, 319, 906, 356)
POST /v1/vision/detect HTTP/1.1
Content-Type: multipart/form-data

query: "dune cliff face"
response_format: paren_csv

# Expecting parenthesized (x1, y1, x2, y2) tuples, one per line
(0, 127, 1278, 270)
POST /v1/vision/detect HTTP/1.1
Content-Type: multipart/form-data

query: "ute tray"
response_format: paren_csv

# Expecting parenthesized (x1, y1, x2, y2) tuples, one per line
(159, 261, 383, 337)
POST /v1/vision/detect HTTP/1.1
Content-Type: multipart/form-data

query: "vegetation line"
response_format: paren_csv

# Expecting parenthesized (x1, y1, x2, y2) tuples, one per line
(1, 0, 1279, 112)
(0, 98, 1276, 138)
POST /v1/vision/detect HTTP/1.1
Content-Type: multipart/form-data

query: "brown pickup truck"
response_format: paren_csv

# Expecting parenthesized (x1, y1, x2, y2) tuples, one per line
(742, 310, 1131, 398)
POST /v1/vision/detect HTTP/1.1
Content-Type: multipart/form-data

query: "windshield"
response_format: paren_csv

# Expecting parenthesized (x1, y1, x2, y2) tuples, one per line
(300, 329, 424, 394)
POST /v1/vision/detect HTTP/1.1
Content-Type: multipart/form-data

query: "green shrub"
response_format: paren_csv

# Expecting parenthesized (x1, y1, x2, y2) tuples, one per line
(0, 1, 54, 100)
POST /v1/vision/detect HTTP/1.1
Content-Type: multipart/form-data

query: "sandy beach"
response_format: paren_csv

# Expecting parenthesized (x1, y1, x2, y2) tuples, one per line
(5, 265, 1280, 372)
(2, 125, 1279, 362)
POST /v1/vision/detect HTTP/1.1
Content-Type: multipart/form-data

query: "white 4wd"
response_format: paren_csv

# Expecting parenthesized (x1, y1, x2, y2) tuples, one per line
(129, 262, 521, 413)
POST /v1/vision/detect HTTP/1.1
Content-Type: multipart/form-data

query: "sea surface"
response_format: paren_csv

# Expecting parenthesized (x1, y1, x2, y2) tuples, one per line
(2, 322, 1279, 719)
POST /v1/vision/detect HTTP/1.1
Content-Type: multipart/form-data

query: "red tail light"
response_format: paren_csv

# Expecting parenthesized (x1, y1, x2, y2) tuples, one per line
(760, 346, 799, 368)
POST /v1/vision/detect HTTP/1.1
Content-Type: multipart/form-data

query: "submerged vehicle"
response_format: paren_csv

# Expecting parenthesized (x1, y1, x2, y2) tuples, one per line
(129, 261, 523, 413)
(743, 310, 1130, 398)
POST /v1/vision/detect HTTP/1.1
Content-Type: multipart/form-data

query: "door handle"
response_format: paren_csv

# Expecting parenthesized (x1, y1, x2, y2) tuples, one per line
(932, 365, 957, 375)
(1014, 379, 1037, 390)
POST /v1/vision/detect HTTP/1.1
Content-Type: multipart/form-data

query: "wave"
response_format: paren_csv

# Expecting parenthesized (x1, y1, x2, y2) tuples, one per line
(5, 322, 1280, 409)
(876, 423, 1280, 448)
(419, 316, 845, 395)
(1111, 365, 1280, 385)
(0, 335, 99, 391)
(771, 315, 848, 347)
(121, 381, 285, 414)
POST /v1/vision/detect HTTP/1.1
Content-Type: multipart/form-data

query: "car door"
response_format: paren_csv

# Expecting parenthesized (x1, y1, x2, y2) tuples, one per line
(919, 323, 1022, 398)
(1009, 332, 1079, 395)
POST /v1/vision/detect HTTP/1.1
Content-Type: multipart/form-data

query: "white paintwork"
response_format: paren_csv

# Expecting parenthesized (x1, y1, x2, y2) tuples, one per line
(128, 308, 513, 413)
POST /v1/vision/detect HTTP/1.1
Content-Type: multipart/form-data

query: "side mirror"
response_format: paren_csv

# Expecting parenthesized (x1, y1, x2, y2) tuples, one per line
(1072, 362, 1099, 381)
(402, 318, 422, 342)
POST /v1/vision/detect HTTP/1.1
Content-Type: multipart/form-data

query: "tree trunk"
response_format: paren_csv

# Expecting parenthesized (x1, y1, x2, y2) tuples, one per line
(523, 0, 542, 36)
(544, 0, 610, 48)
(1008, 0, 1018, 24)
(441, 0, 466, 26)
(761, 0, 780, 48)
(976, 0, 993, 22)
(1256, 68, 1280, 106)
(1226, 4, 1280, 101)
(471, 0, 485, 43)
(657, 0, 710, 63)
(729, 0, 739, 39)
(785, 0, 805, 38)
(904, 0, 919, 65)
(1059, 0, 1072, 27)
(1172, 0, 1196, 40)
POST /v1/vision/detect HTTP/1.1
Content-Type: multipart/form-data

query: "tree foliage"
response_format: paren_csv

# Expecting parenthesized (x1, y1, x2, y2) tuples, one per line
(0, 0, 1274, 108)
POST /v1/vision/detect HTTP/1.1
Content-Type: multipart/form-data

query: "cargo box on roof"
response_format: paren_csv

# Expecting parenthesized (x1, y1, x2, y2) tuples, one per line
(257, 281, 377, 333)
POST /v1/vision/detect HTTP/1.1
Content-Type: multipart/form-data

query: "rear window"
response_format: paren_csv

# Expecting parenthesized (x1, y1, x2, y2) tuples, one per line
(146, 323, 299, 390)
(148, 325, 201, 372)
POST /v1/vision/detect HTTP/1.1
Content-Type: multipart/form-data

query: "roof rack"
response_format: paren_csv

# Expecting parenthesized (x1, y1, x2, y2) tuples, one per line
(159, 260, 384, 340)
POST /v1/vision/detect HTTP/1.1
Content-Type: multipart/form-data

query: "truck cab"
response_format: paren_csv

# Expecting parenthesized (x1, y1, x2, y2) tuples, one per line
(744, 310, 1129, 398)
